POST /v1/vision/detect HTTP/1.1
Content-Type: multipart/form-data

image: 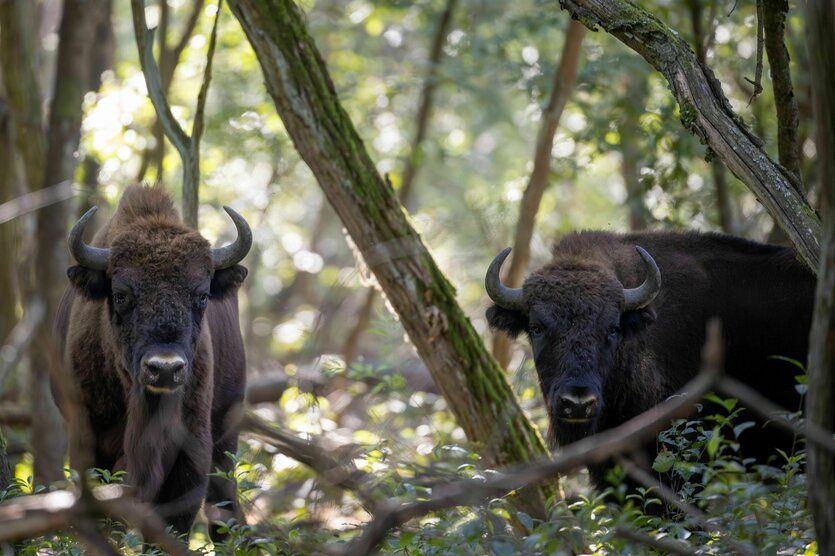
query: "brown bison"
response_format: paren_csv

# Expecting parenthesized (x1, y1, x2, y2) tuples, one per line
(54, 185, 251, 538)
(486, 231, 815, 487)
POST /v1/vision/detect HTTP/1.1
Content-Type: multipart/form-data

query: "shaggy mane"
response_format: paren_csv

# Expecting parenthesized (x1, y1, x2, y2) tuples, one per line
(112, 184, 180, 227)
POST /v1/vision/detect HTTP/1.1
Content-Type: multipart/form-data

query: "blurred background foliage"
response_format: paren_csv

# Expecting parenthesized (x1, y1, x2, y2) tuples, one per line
(0, 0, 820, 552)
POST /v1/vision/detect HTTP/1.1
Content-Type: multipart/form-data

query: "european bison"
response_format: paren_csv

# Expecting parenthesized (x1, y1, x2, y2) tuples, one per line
(485, 231, 815, 487)
(54, 185, 252, 538)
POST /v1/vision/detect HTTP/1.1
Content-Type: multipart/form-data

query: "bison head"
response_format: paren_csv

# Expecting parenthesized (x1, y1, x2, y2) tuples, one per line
(485, 246, 660, 445)
(67, 206, 251, 394)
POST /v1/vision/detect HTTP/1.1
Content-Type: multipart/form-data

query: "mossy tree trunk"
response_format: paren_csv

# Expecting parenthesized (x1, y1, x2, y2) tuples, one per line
(227, 0, 556, 508)
(805, 1, 835, 553)
(558, 0, 821, 270)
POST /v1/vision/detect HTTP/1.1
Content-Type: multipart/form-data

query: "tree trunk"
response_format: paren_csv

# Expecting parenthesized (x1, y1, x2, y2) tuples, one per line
(28, 0, 106, 485)
(228, 0, 556, 509)
(558, 0, 821, 271)
(0, 90, 18, 346)
(341, 0, 458, 366)
(805, 1, 835, 553)
(492, 19, 585, 369)
(618, 70, 650, 232)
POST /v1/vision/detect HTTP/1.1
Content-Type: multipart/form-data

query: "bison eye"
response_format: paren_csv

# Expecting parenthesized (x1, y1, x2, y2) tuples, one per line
(608, 325, 620, 337)
(195, 293, 209, 309)
(530, 324, 544, 337)
(113, 292, 127, 305)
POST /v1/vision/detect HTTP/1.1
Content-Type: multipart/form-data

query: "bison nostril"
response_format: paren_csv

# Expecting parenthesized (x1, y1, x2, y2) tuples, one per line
(557, 388, 599, 420)
(141, 353, 187, 391)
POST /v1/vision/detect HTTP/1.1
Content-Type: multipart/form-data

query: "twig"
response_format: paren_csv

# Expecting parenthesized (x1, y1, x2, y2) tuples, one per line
(344, 321, 724, 555)
(717, 376, 835, 454)
(745, 0, 764, 105)
(0, 299, 45, 392)
(0, 182, 75, 225)
(613, 526, 698, 556)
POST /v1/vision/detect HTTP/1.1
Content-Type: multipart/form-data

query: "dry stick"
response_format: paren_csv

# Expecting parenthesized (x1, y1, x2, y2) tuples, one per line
(558, 0, 820, 271)
(130, 0, 221, 229)
(341, 0, 458, 366)
(613, 527, 698, 556)
(492, 19, 585, 369)
(345, 322, 724, 555)
(717, 376, 835, 455)
(616, 457, 758, 556)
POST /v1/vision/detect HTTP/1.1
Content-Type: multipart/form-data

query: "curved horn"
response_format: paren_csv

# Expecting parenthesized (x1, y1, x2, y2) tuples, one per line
(485, 247, 526, 311)
(68, 207, 110, 270)
(623, 246, 661, 311)
(212, 206, 252, 269)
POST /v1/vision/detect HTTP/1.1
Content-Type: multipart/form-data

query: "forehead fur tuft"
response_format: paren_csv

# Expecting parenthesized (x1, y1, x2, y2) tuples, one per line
(110, 221, 211, 274)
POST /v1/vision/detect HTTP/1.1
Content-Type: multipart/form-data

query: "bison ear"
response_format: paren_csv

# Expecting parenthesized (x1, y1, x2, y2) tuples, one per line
(211, 264, 248, 299)
(486, 304, 529, 339)
(67, 266, 111, 299)
(620, 306, 657, 337)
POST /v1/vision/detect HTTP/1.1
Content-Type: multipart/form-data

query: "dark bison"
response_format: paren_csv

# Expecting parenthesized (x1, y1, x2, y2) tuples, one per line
(54, 185, 251, 538)
(485, 231, 815, 487)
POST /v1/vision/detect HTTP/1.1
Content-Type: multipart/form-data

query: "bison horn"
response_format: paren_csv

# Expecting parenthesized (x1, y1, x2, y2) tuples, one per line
(68, 207, 110, 270)
(622, 246, 661, 311)
(211, 206, 253, 269)
(485, 247, 526, 311)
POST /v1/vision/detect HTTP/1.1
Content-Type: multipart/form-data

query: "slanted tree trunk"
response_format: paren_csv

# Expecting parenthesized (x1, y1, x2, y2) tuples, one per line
(558, 0, 821, 270)
(805, 1, 835, 553)
(341, 0, 458, 367)
(228, 0, 557, 509)
(491, 19, 585, 369)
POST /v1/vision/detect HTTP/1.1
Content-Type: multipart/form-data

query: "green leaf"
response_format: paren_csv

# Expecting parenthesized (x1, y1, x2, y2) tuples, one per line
(652, 450, 675, 473)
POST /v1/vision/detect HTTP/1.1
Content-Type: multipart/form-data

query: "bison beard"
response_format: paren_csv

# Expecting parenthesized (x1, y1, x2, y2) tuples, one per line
(54, 184, 251, 539)
(485, 230, 815, 489)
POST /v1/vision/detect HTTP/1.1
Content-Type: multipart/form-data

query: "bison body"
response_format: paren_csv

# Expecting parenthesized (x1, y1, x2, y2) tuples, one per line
(54, 185, 251, 537)
(486, 231, 814, 487)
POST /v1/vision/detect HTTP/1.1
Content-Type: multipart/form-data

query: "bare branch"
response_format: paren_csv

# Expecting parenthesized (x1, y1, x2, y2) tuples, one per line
(190, 0, 222, 146)
(717, 376, 835, 454)
(744, 0, 765, 104)
(613, 527, 698, 556)
(345, 321, 724, 555)
(0, 181, 75, 225)
(0, 299, 44, 391)
(0, 403, 31, 425)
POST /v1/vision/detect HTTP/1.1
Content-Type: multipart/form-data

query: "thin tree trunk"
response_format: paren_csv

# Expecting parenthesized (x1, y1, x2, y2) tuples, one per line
(28, 0, 106, 485)
(341, 0, 457, 367)
(558, 0, 821, 270)
(805, 1, 835, 553)
(0, 94, 18, 345)
(228, 0, 556, 510)
(492, 20, 585, 369)
(619, 71, 649, 232)
(689, 0, 736, 233)
(763, 0, 803, 187)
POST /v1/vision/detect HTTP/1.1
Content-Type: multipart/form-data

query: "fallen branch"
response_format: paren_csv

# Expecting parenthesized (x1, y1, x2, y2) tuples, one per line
(613, 526, 697, 556)
(344, 321, 724, 555)
(0, 403, 31, 426)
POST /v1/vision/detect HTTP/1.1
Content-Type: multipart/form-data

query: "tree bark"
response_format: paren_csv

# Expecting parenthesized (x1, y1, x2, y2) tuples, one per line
(491, 19, 585, 369)
(762, 0, 802, 187)
(688, 0, 736, 233)
(28, 0, 106, 485)
(558, 0, 821, 271)
(341, 0, 458, 367)
(228, 0, 556, 509)
(805, 1, 835, 553)
(0, 91, 18, 345)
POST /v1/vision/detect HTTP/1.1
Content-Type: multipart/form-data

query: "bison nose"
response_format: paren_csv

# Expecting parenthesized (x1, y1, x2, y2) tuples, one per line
(140, 352, 186, 393)
(556, 386, 599, 421)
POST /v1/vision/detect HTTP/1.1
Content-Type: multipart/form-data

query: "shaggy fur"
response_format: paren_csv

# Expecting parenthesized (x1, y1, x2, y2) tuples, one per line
(54, 185, 248, 538)
(487, 230, 815, 487)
